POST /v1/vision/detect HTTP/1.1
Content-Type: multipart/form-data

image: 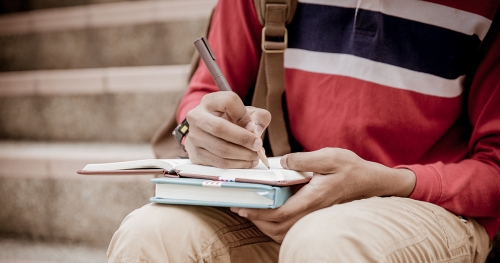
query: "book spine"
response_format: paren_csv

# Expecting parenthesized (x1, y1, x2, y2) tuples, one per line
(272, 187, 292, 208)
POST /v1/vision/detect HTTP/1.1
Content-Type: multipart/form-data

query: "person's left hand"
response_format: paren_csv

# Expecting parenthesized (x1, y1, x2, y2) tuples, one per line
(230, 148, 416, 243)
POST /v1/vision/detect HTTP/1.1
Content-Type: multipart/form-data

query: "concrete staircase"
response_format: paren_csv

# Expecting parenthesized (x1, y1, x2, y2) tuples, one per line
(1, 1, 499, 262)
(0, 0, 215, 262)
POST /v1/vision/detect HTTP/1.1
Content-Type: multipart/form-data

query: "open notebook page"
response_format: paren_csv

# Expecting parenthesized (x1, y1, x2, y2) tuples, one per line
(82, 158, 193, 171)
(176, 157, 312, 182)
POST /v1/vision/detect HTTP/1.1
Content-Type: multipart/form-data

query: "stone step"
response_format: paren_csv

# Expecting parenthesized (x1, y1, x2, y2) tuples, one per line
(0, 0, 215, 71)
(1, 0, 158, 14)
(0, 141, 157, 247)
(0, 238, 107, 263)
(0, 65, 188, 142)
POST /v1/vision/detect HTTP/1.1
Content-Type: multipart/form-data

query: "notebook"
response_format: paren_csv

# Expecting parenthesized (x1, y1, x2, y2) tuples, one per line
(78, 157, 312, 186)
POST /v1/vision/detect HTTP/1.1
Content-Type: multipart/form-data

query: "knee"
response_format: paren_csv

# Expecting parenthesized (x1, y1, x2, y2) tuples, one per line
(280, 204, 378, 262)
(107, 203, 218, 262)
(111, 203, 200, 242)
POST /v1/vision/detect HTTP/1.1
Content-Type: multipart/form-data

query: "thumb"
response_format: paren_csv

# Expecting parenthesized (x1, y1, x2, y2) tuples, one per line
(245, 106, 271, 136)
(280, 149, 340, 174)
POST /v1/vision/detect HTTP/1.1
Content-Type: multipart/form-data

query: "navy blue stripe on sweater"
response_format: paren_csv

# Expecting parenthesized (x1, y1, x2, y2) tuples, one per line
(287, 3, 482, 80)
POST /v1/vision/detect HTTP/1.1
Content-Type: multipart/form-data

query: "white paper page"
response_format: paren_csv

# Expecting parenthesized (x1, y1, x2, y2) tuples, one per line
(83, 158, 193, 171)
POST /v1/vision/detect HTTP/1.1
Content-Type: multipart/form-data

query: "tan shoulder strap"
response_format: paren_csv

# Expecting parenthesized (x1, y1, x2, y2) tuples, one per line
(254, 0, 297, 25)
(252, 0, 297, 156)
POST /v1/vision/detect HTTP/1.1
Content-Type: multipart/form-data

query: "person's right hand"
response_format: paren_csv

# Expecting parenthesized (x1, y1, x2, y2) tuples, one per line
(184, 91, 271, 168)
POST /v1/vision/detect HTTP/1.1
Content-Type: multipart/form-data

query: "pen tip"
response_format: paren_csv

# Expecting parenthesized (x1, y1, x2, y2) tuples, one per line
(257, 148, 270, 169)
(263, 159, 270, 169)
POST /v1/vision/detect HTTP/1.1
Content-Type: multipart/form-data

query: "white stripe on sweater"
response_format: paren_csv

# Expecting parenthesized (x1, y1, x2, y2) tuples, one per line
(285, 48, 464, 98)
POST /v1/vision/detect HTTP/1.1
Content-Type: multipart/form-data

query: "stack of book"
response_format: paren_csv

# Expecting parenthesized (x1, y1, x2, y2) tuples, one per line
(78, 157, 312, 208)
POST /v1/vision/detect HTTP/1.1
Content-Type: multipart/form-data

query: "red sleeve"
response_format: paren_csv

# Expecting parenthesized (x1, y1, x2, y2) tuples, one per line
(401, 16, 500, 238)
(176, 0, 263, 122)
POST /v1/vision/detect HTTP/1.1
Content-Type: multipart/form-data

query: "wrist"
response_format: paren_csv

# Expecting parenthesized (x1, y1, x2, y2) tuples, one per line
(362, 161, 416, 198)
(181, 135, 188, 150)
(392, 168, 416, 197)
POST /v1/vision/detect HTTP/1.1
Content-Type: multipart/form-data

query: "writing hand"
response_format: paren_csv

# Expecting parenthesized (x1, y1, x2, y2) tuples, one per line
(231, 148, 416, 243)
(185, 91, 271, 168)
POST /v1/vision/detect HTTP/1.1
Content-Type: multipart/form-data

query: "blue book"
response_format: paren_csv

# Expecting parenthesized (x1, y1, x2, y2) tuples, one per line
(151, 177, 292, 209)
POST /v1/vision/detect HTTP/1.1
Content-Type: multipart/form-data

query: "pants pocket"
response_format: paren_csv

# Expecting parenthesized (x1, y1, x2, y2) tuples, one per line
(431, 207, 473, 251)
(384, 198, 429, 255)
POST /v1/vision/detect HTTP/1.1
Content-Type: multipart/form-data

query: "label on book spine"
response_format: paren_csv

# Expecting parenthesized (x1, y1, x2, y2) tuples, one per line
(218, 177, 236, 182)
(202, 181, 223, 187)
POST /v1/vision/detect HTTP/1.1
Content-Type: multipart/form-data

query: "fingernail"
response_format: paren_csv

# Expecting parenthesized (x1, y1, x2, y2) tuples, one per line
(253, 138, 262, 150)
(254, 124, 263, 136)
(239, 210, 248, 218)
(252, 160, 259, 167)
(245, 122, 256, 132)
(281, 155, 289, 169)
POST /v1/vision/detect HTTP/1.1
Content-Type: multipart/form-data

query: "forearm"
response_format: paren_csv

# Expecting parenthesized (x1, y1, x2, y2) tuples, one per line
(339, 160, 416, 204)
(364, 161, 416, 198)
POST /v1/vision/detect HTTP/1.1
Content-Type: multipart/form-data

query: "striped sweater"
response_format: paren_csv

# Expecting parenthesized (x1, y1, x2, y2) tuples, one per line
(178, 0, 500, 239)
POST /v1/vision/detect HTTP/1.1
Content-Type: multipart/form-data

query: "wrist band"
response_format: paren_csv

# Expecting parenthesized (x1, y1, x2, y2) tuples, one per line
(172, 118, 189, 152)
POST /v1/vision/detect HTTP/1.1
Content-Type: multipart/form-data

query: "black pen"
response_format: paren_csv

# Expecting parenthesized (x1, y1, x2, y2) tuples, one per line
(194, 37, 270, 169)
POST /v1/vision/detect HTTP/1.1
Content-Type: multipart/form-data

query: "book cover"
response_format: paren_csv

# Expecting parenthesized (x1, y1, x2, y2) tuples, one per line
(151, 177, 292, 209)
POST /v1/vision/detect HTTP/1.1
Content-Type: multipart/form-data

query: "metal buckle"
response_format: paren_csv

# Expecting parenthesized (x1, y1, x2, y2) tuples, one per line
(261, 27, 288, 53)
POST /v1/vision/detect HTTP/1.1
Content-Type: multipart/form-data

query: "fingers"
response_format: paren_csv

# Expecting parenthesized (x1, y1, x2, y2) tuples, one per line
(229, 191, 314, 243)
(186, 137, 259, 168)
(185, 91, 272, 168)
(228, 173, 347, 243)
(188, 93, 264, 151)
(188, 109, 263, 151)
(245, 122, 264, 137)
(230, 187, 313, 222)
(184, 126, 259, 168)
(187, 127, 259, 161)
(251, 220, 289, 243)
(229, 207, 301, 244)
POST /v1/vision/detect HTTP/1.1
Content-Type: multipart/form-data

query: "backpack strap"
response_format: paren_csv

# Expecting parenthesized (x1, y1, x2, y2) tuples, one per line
(252, 0, 297, 156)
(253, 0, 297, 25)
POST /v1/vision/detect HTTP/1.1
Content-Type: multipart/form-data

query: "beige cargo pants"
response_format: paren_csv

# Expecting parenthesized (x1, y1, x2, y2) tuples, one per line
(107, 197, 491, 263)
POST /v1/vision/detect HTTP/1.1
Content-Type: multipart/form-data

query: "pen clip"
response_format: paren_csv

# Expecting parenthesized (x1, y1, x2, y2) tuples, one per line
(200, 37, 216, 60)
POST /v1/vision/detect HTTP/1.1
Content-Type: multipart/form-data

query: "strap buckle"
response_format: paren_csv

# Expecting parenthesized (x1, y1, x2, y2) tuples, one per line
(261, 27, 288, 53)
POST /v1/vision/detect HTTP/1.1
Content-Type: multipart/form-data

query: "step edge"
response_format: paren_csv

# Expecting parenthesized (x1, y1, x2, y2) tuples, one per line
(0, 141, 157, 180)
(0, 65, 190, 97)
(0, 0, 216, 36)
